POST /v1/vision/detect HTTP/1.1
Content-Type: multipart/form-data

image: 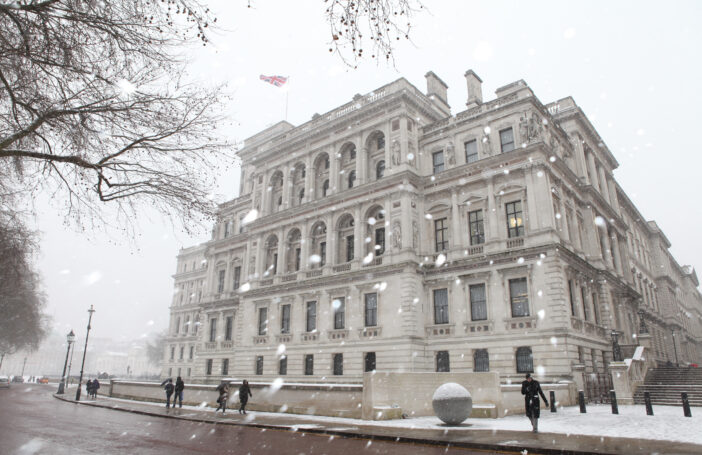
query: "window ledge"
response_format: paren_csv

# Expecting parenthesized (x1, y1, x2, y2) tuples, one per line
(327, 329, 349, 340)
(276, 334, 292, 344)
(425, 323, 455, 337)
(253, 335, 269, 345)
(301, 332, 319, 342)
(359, 326, 382, 338)
(503, 316, 537, 330)
(464, 320, 493, 335)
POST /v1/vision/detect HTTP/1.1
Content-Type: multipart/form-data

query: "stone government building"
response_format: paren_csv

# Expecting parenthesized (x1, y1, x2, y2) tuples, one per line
(163, 70, 702, 389)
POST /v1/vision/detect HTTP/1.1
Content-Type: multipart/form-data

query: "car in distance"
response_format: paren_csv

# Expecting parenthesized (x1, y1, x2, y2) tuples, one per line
(11, 376, 24, 383)
(0, 376, 9, 388)
(38, 377, 50, 384)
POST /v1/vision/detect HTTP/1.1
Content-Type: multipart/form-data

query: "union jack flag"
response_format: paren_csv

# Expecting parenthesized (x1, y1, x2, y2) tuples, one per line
(259, 75, 288, 87)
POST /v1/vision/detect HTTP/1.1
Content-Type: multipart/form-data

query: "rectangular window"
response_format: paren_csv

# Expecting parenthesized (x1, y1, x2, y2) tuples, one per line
(333, 353, 343, 376)
(206, 359, 213, 375)
(470, 283, 487, 321)
(233, 266, 241, 290)
(434, 218, 449, 252)
(592, 292, 600, 325)
(509, 278, 530, 317)
(187, 367, 191, 377)
(255, 356, 263, 375)
(433, 288, 449, 324)
(333, 297, 345, 330)
(272, 253, 278, 275)
(436, 351, 450, 372)
(320, 242, 327, 266)
(295, 248, 301, 272)
(506, 201, 524, 238)
(474, 349, 489, 372)
(217, 269, 225, 293)
(224, 221, 230, 238)
(346, 235, 354, 262)
(179, 346, 184, 360)
(364, 293, 378, 327)
(468, 209, 485, 245)
(258, 308, 268, 336)
(306, 301, 317, 332)
(465, 140, 478, 163)
(189, 346, 194, 360)
(209, 318, 217, 342)
(281, 304, 291, 334)
(221, 358, 229, 375)
(279, 357, 287, 375)
(364, 352, 376, 372)
(500, 128, 515, 153)
(581, 287, 590, 321)
(222, 316, 233, 341)
(568, 280, 577, 317)
(375, 227, 385, 256)
(377, 136, 385, 150)
(170, 346, 175, 360)
(304, 354, 314, 375)
(432, 150, 445, 173)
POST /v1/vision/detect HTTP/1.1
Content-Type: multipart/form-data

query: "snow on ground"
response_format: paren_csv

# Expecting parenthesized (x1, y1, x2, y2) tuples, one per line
(99, 397, 702, 445)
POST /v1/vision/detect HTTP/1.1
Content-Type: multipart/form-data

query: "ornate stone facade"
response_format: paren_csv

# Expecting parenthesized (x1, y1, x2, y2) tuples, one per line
(164, 72, 702, 385)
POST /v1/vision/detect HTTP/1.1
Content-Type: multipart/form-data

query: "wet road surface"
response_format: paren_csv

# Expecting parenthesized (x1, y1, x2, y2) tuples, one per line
(0, 385, 498, 454)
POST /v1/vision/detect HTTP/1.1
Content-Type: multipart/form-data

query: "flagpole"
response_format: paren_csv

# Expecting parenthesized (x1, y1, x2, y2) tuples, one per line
(285, 76, 290, 121)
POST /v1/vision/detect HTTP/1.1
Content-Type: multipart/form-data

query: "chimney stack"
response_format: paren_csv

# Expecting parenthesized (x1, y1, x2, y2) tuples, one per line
(424, 71, 450, 116)
(464, 70, 483, 108)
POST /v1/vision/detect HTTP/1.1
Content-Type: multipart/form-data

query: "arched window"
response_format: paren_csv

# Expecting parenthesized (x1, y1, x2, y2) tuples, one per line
(474, 349, 489, 372)
(348, 171, 356, 189)
(376, 160, 385, 179)
(516, 346, 534, 373)
(324, 157, 330, 169)
(322, 179, 330, 197)
(350, 148, 356, 160)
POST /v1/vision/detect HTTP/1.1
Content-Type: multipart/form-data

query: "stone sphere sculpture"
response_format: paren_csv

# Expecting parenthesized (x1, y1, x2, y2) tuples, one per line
(432, 382, 473, 425)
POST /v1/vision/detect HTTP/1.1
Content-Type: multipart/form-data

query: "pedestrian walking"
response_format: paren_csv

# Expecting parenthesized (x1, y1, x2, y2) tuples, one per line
(92, 378, 100, 398)
(174, 376, 185, 408)
(521, 373, 548, 433)
(238, 380, 252, 415)
(86, 379, 93, 398)
(164, 378, 174, 408)
(215, 381, 229, 415)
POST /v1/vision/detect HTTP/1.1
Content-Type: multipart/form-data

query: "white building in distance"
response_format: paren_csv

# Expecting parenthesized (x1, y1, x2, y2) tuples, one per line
(163, 71, 702, 387)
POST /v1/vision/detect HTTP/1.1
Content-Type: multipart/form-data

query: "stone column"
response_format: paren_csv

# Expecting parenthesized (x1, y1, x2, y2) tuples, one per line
(574, 136, 590, 184)
(401, 193, 412, 250)
(559, 197, 570, 242)
(598, 167, 611, 204)
(600, 227, 615, 270)
(327, 212, 336, 265)
(254, 235, 264, 278)
(304, 155, 314, 203)
(277, 227, 286, 275)
(450, 190, 463, 250)
(357, 146, 368, 185)
(486, 178, 499, 241)
(300, 221, 310, 271)
(262, 169, 273, 215)
(281, 165, 291, 210)
(329, 145, 339, 195)
(354, 205, 363, 262)
(524, 169, 540, 232)
(610, 231, 623, 275)
(587, 152, 600, 191)
(608, 178, 620, 213)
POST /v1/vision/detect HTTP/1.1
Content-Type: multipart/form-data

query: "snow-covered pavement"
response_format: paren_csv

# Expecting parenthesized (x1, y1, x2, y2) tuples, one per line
(102, 396, 701, 446)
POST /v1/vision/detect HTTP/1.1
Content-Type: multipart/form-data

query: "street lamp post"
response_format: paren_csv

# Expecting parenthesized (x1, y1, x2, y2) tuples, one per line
(75, 305, 96, 401)
(66, 339, 76, 388)
(20, 357, 27, 380)
(57, 330, 75, 394)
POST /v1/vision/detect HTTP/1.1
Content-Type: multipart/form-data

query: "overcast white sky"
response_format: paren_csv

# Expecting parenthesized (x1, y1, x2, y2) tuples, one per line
(34, 0, 702, 341)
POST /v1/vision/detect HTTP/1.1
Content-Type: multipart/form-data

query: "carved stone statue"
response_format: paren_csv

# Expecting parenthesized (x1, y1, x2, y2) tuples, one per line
(248, 255, 256, 277)
(392, 221, 402, 249)
(392, 141, 401, 166)
(527, 112, 542, 142)
(407, 143, 416, 168)
(519, 114, 529, 143)
(445, 142, 455, 165)
(481, 134, 492, 156)
(412, 221, 418, 249)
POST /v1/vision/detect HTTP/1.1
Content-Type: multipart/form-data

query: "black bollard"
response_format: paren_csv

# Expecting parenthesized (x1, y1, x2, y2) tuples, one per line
(550, 391, 556, 413)
(681, 393, 692, 418)
(610, 390, 619, 414)
(578, 390, 586, 413)
(644, 391, 654, 416)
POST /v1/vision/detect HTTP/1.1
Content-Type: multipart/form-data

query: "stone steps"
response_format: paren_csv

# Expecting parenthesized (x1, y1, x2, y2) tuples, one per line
(633, 367, 702, 406)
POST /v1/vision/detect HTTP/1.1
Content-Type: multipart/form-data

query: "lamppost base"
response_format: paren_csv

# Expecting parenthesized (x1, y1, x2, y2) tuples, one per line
(75, 386, 81, 401)
(57, 381, 65, 395)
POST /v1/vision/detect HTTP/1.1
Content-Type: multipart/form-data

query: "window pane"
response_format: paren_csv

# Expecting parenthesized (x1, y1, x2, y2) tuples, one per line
(346, 235, 354, 262)
(516, 347, 534, 373)
(375, 228, 385, 256)
(258, 308, 268, 335)
(436, 351, 450, 372)
(432, 151, 445, 173)
(465, 140, 478, 163)
(217, 269, 225, 293)
(281, 304, 290, 334)
(320, 242, 326, 266)
(225, 316, 233, 341)
(305, 354, 314, 375)
(209, 318, 217, 342)
(233, 266, 241, 290)
(434, 218, 448, 252)
(509, 278, 529, 317)
(474, 349, 489, 372)
(500, 128, 515, 153)
(222, 358, 229, 375)
(470, 284, 487, 321)
(256, 356, 263, 375)
(468, 209, 484, 245)
(364, 293, 378, 327)
(433, 288, 449, 324)
(333, 297, 345, 329)
(506, 201, 524, 238)
(333, 353, 343, 376)
(364, 352, 376, 372)
(306, 301, 317, 332)
(376, 160, 385, 179)
(279, 357, 287, 375)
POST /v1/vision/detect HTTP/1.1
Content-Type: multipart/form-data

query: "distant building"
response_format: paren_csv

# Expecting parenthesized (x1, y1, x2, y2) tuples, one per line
(164, 71, 702, 385)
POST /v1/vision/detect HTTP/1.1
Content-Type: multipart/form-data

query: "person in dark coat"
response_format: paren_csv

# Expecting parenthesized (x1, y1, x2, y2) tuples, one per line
(86, 379, 93, 398)
(521, 373, 548, 433)
(238, 380, 252, 415)
(215, 381, 229, 415)
(92, 379, 100, 398)
(164, 379, 174, 408)
(174, 376, 185, 408)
